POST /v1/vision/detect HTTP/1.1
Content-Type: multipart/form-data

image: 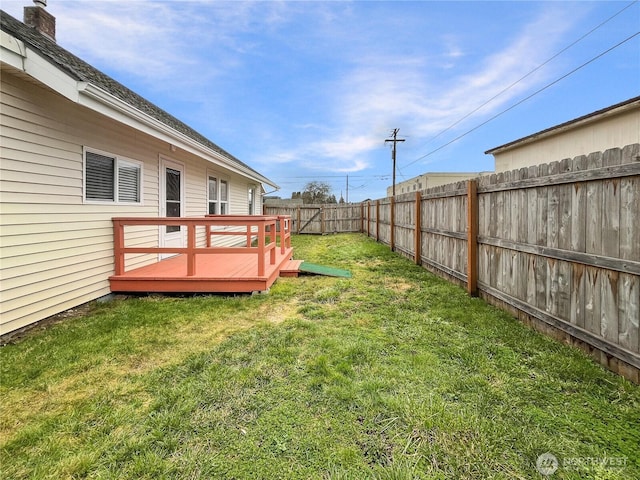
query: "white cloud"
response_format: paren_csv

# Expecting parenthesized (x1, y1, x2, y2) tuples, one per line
(3, 0, 590, 180)
(305, 2, 585, 169)
(8, 0, 295, 94)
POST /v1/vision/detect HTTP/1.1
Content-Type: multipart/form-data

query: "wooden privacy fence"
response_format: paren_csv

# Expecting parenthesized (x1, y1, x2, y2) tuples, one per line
(263, 204, 363, 234)
(266, 144, 640, 383)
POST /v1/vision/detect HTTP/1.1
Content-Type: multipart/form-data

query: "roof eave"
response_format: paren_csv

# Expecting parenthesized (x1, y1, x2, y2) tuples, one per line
(79, 83, 278, 189)
(485, 96, 640, 156)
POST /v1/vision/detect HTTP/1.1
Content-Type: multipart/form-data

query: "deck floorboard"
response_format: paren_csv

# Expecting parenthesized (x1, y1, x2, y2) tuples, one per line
(109, 247, 295, 293)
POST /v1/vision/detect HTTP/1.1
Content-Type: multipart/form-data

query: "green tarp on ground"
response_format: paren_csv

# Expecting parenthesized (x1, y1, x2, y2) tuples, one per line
(298, 262, 352, 278)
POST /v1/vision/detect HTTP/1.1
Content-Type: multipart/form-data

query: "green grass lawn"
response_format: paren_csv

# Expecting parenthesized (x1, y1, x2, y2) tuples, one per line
(1, 233, 638, 479)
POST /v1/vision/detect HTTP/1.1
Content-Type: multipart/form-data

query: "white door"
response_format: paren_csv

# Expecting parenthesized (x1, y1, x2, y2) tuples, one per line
(159, 158, 185, 259)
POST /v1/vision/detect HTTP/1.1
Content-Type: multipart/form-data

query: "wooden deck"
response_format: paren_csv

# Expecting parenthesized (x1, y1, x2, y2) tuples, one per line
(109, 215, 299, 294)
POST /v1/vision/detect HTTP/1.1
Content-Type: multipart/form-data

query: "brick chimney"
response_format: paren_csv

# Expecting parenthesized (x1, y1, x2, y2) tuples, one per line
(24, 0, 56, 42)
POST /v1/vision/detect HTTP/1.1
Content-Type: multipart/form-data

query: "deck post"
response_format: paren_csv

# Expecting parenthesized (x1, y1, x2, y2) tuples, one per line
(187, 222, 196, 276)
(279, 216, 286, 253)
(269, 218, 276, 265)
(246, 222, 253, 247)
(257, 222, 266, 276)
(113, 219, 125, 275)
(415, 191, 421, 265)
(467, 179, 478, 296)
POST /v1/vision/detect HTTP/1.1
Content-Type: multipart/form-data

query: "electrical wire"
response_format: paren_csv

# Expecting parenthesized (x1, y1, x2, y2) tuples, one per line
(402, 29, 640, 168)
(276, 3, 639, 197)
(412, 0, 638, 151)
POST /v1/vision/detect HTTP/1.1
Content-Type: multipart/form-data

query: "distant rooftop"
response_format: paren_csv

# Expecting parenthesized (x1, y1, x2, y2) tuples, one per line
(486, 96, 640, 155)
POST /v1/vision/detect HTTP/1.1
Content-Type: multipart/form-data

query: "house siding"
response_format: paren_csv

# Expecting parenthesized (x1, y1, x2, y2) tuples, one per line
(493, 107, 640, 172)
(0, 69, 256, 334)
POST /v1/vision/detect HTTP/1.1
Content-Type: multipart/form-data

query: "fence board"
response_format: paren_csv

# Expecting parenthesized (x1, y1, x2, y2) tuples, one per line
(547, 161, 560, 249)
(601, 269, 619, 343)
(536, 164, 549, 246)
(618, 273, 639, 352)
(570, 156, 587, 253)
(586, 152, 603, 256)
(584, 266, 601, 336)
(526, 254, 536, 306)
(570, 263, 585, 328)
(620, 174, 639, 262)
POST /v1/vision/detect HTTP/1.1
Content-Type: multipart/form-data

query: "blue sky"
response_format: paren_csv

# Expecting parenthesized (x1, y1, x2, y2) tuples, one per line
(4, 1, 639, 201)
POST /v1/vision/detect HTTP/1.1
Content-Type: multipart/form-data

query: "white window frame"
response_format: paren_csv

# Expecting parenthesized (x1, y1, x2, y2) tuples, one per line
(83, 147, 143, 204)
(248, 185, 257, 215)
(207, 171, 230, 214)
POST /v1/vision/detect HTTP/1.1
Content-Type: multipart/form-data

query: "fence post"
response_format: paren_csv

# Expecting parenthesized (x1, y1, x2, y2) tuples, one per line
(467, 179, 478, 296)
(296, 207, 301, 234)
(367, 202, 371, 237)
(415, 191, 421, 265)
(376, 200, 380, 241)
(390, 197, 395, 251)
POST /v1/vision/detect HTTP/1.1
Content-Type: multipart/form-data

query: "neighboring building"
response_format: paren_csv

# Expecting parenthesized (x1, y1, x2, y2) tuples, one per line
(486, 96, 640, 172)
(0, 7, 277, 335)
(387, 172, 486, 197)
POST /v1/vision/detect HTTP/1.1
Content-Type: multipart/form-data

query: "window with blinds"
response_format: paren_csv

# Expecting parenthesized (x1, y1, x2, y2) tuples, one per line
(85, 151, 115, 201)
(84, 149, 142, 204)
(118, 161, 140, 202)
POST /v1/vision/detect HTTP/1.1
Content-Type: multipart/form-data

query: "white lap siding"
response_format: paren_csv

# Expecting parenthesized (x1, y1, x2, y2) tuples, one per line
(0, 70, 255, 334)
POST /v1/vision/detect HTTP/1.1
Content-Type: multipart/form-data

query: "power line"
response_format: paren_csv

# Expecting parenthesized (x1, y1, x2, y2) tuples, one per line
(413, 0, 638, 151)
(271, 174, 388, 179)
(403, 29, 640, 168)
(349, 3, 638, 194)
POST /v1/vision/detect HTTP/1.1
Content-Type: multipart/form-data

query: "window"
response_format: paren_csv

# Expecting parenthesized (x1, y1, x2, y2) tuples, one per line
(208, 175, 218, 214)
(84, 149, 141, 203)
(165, 168, 181, 233)
(220, 179, 228, 214)
(248, 186, 256, 215)
(208, 174, 229, 214)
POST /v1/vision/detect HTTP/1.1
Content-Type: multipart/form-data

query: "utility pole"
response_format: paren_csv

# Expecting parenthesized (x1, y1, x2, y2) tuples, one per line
(346, 174, 349, 203)
(385, 128, 405, 197)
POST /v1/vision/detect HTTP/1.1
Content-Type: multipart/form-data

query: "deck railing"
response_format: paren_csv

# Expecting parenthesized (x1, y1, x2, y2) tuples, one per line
(112, 215, 291, 277)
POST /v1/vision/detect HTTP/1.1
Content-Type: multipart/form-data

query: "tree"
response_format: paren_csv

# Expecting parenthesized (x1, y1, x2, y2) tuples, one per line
(299, 181, 336, 204)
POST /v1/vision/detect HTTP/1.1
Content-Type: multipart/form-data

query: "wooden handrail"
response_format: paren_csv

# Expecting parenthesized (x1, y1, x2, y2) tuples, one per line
(112, 215, 291, 277)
